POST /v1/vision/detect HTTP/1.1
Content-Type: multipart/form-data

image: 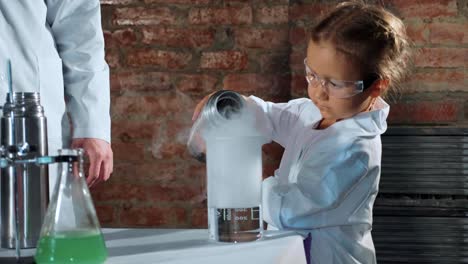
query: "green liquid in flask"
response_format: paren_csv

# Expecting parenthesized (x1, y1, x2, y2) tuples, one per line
(35, 231, 107, 264)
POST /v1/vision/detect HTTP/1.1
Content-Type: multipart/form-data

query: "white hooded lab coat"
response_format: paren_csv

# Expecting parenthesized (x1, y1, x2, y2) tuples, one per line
(0, 0, 110, 149)
(249, 95, 389, 264)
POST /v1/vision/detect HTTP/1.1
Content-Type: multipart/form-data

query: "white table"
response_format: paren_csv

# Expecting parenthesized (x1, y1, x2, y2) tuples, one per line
(0, 229, 307, 264)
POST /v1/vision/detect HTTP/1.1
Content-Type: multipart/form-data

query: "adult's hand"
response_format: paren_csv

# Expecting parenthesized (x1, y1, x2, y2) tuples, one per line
(71, 138, 113, 188)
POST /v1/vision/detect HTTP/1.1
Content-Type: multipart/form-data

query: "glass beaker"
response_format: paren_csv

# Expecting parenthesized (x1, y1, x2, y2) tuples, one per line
(187, 90, 268, 243)
(35, 149, 107, 264)
(206, 136, 264, 243)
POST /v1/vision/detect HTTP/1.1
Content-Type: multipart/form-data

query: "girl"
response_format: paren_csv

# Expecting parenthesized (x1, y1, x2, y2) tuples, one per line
(194, 1, 411, 263)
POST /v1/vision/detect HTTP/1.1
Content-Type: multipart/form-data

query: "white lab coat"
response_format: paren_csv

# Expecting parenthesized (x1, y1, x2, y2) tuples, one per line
(0, 0, 110, 147)
(249, 96, 389, 264)
(0, 0, 110, 190)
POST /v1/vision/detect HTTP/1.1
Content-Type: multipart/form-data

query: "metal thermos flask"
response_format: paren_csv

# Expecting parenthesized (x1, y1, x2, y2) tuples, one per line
(0, 92, 49, 248)
(186, 90, 245, 162)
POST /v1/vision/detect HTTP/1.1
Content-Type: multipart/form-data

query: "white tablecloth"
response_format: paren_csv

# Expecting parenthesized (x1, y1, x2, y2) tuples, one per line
(0, 229, 307, 264)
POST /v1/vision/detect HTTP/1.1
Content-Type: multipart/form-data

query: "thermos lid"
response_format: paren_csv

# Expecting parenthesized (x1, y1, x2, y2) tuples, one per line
(2, 92, 44, 117)
(203, 90, 245, 127)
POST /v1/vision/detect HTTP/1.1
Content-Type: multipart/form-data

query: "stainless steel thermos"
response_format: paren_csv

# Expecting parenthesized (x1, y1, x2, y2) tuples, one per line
(187, 90, 246, 162)
(0, 92, 49, 248)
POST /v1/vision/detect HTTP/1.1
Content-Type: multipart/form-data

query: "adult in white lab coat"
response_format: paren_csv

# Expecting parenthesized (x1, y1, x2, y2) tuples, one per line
(250, 95, 389, 264)
(0, 0, 113, 189)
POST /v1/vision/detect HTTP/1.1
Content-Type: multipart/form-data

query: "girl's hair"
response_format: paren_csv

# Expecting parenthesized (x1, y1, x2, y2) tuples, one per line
(310, 1, 412, 94)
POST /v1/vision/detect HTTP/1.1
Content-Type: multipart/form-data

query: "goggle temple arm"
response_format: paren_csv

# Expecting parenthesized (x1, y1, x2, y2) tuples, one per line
(363, 73, 379, 90)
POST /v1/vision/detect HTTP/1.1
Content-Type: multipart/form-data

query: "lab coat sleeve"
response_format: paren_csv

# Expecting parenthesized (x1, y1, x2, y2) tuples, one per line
(247, 96, 308, 147)
(263, 147, 370, 229)
(45, 0, 110, 142)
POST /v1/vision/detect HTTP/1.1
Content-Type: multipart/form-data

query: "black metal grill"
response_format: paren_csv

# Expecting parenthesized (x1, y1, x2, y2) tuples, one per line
(373, 127, 468, 263)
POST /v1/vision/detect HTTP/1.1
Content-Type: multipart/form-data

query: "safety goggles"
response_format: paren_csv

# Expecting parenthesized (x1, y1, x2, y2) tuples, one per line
(304, 58, 376, 99)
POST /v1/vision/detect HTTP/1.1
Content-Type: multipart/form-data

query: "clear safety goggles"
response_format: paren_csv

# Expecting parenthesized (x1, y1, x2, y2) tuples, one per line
(304, 58, 376, 99)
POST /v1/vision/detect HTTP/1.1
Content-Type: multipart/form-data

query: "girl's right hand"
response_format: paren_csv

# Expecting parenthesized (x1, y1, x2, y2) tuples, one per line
(192, 92, 215, 122)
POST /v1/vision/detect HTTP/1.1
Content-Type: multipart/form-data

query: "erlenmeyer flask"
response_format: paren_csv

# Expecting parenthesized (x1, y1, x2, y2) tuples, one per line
(35, 149, 107, 264)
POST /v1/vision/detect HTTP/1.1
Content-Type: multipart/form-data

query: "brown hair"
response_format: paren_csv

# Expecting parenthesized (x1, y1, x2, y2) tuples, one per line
(310, 1, 412, 95)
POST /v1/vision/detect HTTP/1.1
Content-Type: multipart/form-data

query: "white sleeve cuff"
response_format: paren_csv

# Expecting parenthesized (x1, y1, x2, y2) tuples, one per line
(262, 176, 284, 229)
(72, 126, 110, 143)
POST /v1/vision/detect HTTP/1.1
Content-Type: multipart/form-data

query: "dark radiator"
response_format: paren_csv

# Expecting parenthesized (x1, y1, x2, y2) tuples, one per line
(373, 127, 468, 263)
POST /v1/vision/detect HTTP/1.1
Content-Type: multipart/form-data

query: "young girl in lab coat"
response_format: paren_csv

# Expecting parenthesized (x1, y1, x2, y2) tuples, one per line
(193, 1, 411, 263)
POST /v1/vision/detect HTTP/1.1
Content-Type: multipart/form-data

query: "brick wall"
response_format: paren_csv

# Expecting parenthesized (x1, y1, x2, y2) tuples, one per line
(94, 0, 468, 227)
(96, 0, 289, 228)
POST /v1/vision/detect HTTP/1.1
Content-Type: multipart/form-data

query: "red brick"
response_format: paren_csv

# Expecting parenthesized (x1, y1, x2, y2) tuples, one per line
(262, 94, 290, 103)
(111, 142, 146, 161)
(289, 3, 331, 22)
(112, 94, 185, 117)
(167, 113, 192, 133)
(150, 117, 195, 160)
(95, 205, 116, 225)
(156, 143, 189, 159)
(110, 71, 172, 92)
(92, 183, 148, 202)
(429, 23, 468, 44)
(189, 6, 252, 25)
(235, 28, 289, 49)
(259, 52, 289, 73)
(415, 48, 468, 68)
(112, 162, 179, 182)
(176, 74, 218, 94)
(223, 74, 290, 97)
(183, 164, 206, 182)
(405, 22, 429, 45)
(228, 0, 288, 3)
(101, 0, 139, 5)
(289, 49, 306, 73)
(200, 51, 248, 70)
(264, 0, 288, 3)
(112, 120, 158, 142)
(120, 206, 186, 227)
(126, 49, 192, 69)
(104, 31, 117, 49)
(165, 118, 192, 145)
(387, 0, 457, 19)
(223, 0, 249, 3)
(291, 74, 308, 97)
(107, 28, 138, 46)
(255, 5, 288, 24)
(402, 69, 465, 93)
(144, 0, 210, 4)
(388, 101, 460, 124)
(113, 7, 179, 26)
(105, 50, 120, 69)
(148, 184, 205, 203)
(149, 130, 181, 161)
(142, 27, 215, 48)
(191, 207, 207, 228)
(289, 27, 308, 46)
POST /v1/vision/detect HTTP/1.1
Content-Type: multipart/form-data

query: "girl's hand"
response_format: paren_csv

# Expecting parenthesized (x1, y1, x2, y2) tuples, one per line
(192, 92, 215, 121)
